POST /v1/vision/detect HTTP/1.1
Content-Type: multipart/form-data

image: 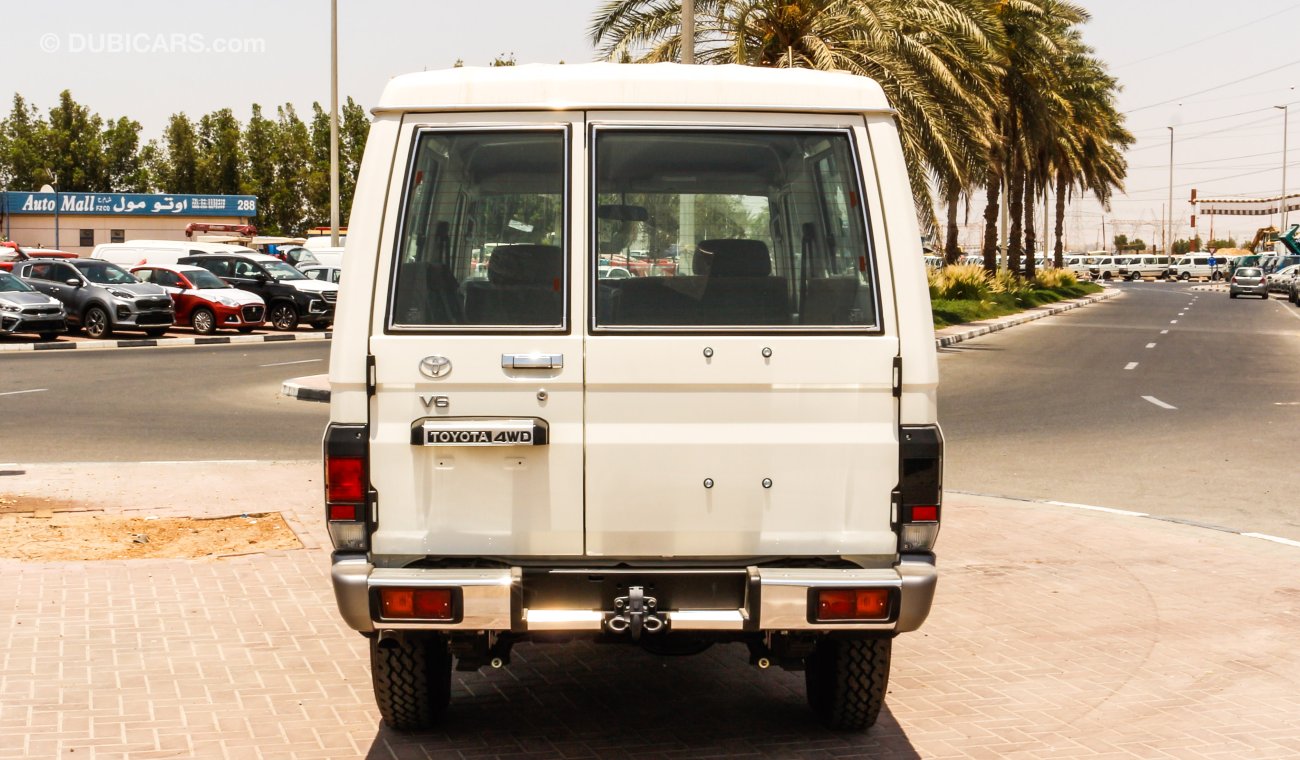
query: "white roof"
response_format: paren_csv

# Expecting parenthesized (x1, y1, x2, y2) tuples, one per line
(375, 63, 891, 115)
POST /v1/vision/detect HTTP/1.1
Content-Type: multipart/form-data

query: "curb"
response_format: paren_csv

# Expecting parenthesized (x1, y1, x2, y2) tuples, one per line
(934, 287, 1120, 348)
(280, 374, 331, 403)
(0, 330, 332, 352)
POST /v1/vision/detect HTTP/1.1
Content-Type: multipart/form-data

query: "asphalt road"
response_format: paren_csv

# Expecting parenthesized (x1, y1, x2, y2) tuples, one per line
(940, 281, 1300, 541)
(4, 282, 1297, 540)
(0, 341, 330, 462)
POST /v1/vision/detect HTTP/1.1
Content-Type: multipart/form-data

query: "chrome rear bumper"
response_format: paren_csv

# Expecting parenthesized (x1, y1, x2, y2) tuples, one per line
(331, 554, 937, 635)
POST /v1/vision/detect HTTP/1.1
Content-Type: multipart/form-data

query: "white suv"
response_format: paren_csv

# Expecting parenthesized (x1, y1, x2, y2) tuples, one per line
(325, 63, 942, 733)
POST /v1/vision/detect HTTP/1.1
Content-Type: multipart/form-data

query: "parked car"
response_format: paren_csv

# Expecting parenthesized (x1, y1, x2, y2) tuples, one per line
(14, 258, 173, 338)
(0, 245, 78, 272)
(177, 252, 337, 330)
(1229, 267, 1269, 299)
(0, 269, 66, 340)
(91, 240, 257, 268)
(326, 62, 943, 734)
(270, 245, 321, 269)
(131, 264, 267, 334)
(299, 264, 342, 284)
(1166, 254, 1223, 281)
(1118, 254, 1170, 281)
(305, 246, 344, 269)
(597, 265, 632, 279)
(1088, 256, 1120, 281)
(1265, 264, 1300, 293)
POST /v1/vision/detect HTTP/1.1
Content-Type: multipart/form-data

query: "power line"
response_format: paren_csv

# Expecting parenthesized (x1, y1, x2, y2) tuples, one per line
(1123, 58, 1300, 115)
(1127, 150, 1284, 169)
(1114, 5, 1300, 69)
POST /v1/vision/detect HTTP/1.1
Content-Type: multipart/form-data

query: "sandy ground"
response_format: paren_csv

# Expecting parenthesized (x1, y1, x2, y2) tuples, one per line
(0, 460, 321, 560)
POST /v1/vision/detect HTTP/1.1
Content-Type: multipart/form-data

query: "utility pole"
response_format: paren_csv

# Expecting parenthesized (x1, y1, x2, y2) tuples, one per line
(1276, 104, 1289, 230)
(329, 0, 340, 246)
(681, 0, 694, 64)
(1166, 126, 1174, 257)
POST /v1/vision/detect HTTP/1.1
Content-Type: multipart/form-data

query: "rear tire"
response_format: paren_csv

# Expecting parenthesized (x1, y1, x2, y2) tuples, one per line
(370, 633, 452, 731)
(144, 327, 168, 337)
(805, 637, 892, 731)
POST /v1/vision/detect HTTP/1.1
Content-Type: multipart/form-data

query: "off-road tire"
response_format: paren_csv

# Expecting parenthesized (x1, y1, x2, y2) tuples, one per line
(370, 633, 452, 731)
(805, 637, 892, 731)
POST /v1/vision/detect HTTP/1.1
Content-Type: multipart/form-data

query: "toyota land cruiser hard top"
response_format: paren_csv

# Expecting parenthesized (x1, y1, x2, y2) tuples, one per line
(325, 63, 943, 732)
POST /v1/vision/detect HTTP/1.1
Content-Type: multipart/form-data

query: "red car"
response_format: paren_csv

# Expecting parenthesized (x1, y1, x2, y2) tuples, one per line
(0, 244, 79, 272)
(131, 264, 267, 334)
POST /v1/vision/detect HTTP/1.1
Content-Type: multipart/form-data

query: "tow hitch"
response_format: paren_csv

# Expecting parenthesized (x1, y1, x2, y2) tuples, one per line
(604, 586, 666, 639)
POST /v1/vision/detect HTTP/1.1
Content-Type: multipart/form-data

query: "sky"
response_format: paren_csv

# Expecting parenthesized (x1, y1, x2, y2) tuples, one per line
(7, 0, 1300, 251)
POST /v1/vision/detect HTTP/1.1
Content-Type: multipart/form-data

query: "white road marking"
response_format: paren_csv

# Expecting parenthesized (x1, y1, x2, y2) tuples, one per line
(1242, 533, 1300, 549)
(1178, 312, 1185, 316)
(1046, 500, 1149, 517)
(1275, 402, 1300, 406)
(1170, 320, 1178, 324)
(1142, 395, 1177, 410)
(1146, 343, 1157, 348)
(1161, 329, 1169, 334)
(0, 388, 47, 397)
(1124, 362, 1139, 370)
(258, 359, 323, 368)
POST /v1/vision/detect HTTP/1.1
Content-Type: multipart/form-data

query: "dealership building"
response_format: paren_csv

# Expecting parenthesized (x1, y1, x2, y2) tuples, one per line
(1, 191, 257, 255)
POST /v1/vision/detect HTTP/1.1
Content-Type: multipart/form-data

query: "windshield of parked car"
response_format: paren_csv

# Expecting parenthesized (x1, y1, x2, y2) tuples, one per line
(77, 261, 138, 285)
(1236, 268, 1262, 277)
(0, 270, 35, 292)
(187, 269, 230, 289)
(263, 260, 306, 281)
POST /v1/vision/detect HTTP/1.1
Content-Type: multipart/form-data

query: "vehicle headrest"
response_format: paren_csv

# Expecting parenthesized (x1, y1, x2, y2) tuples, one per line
(488, 245, 563, 287)
(694, 239, 772, 277)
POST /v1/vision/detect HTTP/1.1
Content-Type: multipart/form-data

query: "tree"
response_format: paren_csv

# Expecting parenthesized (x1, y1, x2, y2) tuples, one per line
(306, 102, 332, 226)
(45, 90, 106, 191)
(102, 116, 150, 192)
(196, 108, 244, 196)
(589, 0, 1005, 234)
(0, 94, 50, 190)
(339, 97, 369, 224)
(268, 104, 312, 234)
(241, 104, 279, 228)
(157, 114, 200, 194)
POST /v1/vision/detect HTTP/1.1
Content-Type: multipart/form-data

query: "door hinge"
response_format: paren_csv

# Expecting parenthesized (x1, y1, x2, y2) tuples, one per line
(366, 354, 376, 397)
(892, 356, 902, 398)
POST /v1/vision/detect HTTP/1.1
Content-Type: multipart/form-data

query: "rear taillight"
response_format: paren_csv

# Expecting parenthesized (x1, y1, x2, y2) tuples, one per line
(324, 423, 369, 551)
(376, 587, 456, 621)
(898, 425, 943, 552)
(812, 588, 894, 622)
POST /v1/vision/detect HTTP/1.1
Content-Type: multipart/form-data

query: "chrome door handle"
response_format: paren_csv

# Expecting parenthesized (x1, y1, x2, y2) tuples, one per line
(501, 353, 564, 369)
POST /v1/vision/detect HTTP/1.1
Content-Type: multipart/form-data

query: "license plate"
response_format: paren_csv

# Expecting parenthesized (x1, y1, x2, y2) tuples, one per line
(411, 418, 548, 446)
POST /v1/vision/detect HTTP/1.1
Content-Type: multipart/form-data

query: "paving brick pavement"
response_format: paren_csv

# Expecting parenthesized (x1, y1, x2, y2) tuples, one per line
(1, 463, 1299, 759)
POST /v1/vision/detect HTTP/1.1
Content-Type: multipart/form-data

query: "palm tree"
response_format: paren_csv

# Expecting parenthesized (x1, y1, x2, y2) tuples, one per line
(589, 0, 1005, 233)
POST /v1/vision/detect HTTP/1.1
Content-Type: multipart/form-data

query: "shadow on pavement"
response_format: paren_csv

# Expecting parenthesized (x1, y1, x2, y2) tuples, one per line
(363, 641, 920, 759)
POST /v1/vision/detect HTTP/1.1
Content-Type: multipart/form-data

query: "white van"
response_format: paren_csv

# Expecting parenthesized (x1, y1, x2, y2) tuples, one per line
(90, 240, 257, 268)
(325, 63, 942, 733)
(1166, 253, 1223, 281)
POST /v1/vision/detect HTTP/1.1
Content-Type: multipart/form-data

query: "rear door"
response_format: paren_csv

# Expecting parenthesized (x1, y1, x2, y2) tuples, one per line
(367, 114, 586, 557)
(582, 113, 901, 558)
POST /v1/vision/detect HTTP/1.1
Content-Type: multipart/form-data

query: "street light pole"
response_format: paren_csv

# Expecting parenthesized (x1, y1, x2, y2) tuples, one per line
(681, 0, 694, 64)
(1167, 126, 1174, 255)
(329, 0, 340, 247)
(1276, 104, 1289, 231)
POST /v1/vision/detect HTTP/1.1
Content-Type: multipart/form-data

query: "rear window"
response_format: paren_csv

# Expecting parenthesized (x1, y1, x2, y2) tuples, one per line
(1236, 268, 1262, 277)
(591, 129, 878, 331)
(389, 128, 567, 330)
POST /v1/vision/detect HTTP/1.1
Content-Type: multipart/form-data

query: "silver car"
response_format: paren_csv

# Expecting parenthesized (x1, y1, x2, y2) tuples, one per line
(15, 258, 174, 338)
(1229, 267, 1269, 299)
(0, 270, 66, 340)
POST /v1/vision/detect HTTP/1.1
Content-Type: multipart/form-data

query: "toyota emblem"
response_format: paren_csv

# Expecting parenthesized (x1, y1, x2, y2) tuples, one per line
(419, 356, 452, 379)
